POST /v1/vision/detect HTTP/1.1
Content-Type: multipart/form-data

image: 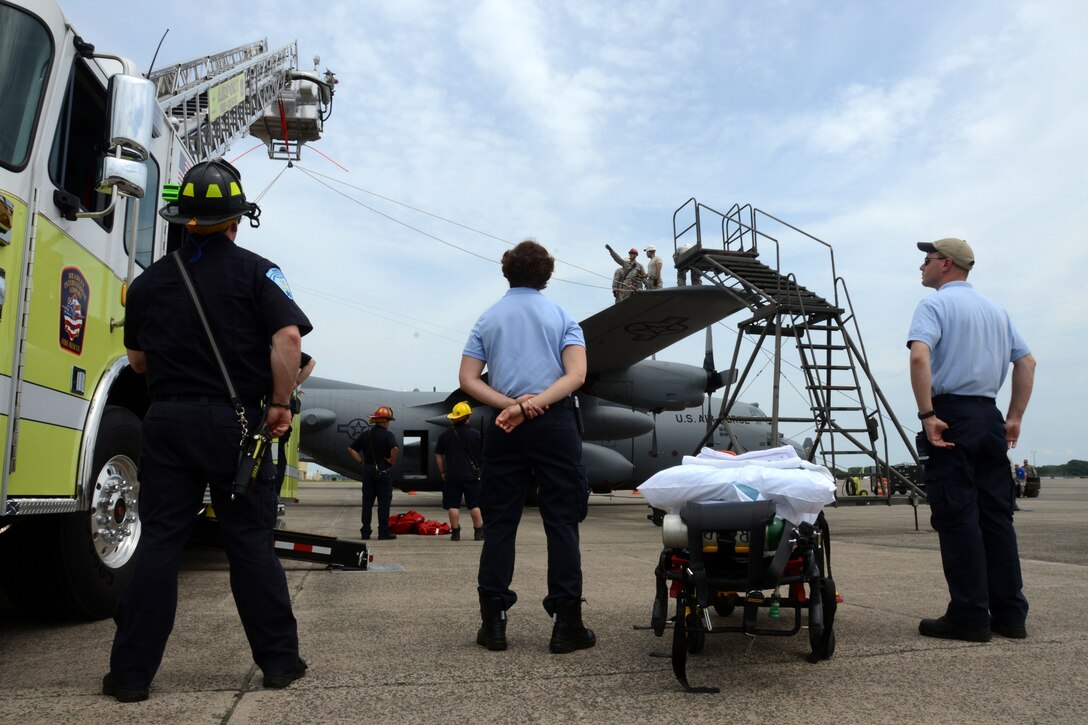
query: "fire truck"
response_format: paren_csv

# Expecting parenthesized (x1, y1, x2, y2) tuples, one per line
(0, 0, 348, 619)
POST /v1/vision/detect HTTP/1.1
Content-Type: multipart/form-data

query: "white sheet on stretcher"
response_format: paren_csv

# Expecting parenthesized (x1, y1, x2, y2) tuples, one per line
(637, 445, 837, 525)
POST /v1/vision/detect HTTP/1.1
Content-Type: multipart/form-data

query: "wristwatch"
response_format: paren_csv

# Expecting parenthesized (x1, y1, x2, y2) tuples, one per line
(918, 410, 936, 420)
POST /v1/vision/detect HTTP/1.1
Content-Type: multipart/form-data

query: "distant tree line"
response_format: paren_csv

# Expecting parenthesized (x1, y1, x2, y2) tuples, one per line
(1038, 459, 1088, 477)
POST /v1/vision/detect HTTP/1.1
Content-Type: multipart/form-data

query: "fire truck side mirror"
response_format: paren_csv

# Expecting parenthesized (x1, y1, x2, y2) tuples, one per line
(105, 74, 156, 162)
(97, 156, 147, 199)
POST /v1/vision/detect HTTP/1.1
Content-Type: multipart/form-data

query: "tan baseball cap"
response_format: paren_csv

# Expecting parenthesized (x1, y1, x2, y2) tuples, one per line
(917, 238, 974, 270)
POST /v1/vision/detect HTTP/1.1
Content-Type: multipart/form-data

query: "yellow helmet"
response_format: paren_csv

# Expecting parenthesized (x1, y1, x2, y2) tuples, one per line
(447, 402, 473, 421)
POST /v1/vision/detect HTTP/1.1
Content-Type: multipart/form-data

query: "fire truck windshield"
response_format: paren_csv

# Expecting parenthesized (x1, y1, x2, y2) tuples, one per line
(0, 4, 53, 172)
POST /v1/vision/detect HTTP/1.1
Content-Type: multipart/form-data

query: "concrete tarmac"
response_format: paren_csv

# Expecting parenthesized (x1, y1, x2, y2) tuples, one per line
(2, 478, 1086, 724)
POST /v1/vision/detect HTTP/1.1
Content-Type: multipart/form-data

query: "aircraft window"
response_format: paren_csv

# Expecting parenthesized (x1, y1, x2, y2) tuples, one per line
(48, 57, 113, 231)
(124, 155, 159, 268)
(0, 4, 52, 171)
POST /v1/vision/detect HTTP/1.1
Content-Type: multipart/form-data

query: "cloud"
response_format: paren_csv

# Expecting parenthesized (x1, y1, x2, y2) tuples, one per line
(802, 77, 941, 157)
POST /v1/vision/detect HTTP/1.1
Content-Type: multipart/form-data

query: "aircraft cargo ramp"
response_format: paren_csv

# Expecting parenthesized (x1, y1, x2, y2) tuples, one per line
(672, 200, 924, 513)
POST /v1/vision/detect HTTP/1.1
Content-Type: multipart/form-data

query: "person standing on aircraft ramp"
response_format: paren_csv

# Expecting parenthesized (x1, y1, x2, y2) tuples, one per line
(606, 243, 644, 302)
(459, 240, 595, 654)
(643, 244, 663, 289)
(908, 237, 1036, 643)
(347, 406, 399, 540)
(435, 402, 484, 541)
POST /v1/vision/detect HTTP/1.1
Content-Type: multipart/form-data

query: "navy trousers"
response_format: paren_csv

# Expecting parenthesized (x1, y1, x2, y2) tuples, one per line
(925, 396, 1028, 630)
(109, 401, 299, 689)
(477, 406, 587, 614)
(360, 466, 393, 536)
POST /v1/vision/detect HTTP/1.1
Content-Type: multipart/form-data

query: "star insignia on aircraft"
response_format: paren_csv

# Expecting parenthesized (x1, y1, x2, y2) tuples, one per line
(624, 316, 691, 342)
(337, 418, 369, 439)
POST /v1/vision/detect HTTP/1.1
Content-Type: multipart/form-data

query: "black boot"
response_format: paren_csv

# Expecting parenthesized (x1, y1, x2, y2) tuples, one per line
(549, 598, 596, 654)
(474, 527, 485, 541)
(451, 527, 461, 541)
(477, 594, 507, 651)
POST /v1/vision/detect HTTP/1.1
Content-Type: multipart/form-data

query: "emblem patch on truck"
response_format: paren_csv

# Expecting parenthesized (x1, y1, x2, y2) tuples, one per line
(60, 266, 89, 355)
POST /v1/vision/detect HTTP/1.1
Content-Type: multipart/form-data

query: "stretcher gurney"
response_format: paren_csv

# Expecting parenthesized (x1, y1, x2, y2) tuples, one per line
(650, 498, 837, 693)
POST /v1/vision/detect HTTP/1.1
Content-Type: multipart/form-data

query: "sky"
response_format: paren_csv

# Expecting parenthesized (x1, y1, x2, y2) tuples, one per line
(63, 0, 1087, 467)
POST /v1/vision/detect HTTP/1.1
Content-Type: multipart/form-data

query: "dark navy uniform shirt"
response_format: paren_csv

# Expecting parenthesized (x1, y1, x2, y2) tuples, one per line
(350, 427, 398, 468)
(124, 233, 312, 401)
(435, 424, 482, 481)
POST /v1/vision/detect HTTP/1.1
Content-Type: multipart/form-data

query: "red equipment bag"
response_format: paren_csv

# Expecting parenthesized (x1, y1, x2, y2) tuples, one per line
(388, 510, 425, 534)
(416, 520, 452, 536)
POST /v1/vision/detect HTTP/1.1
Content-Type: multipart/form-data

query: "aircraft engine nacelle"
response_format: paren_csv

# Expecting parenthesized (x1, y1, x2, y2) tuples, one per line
(579, 403, 654, 441)
(581, 442, 635, 493)
(586, 360, 718, 412)
(298, 408, 337, 434)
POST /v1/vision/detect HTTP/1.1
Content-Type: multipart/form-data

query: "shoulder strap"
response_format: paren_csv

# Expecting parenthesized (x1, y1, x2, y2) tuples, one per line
(453, 426, 481, 477)
(172, 251, 250, 438)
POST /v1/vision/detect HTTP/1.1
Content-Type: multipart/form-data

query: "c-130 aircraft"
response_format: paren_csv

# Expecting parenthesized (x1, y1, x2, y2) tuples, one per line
(296, 286, 807, 493)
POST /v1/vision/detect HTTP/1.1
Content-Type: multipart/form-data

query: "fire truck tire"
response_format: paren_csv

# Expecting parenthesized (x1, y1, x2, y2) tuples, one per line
(63, 406, 143, 618)
(0, 407, 142, 620)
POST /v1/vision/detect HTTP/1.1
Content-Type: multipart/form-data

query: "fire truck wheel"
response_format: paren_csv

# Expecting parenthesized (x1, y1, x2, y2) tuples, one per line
(0, 406, 142, 619)
(61, 406, 143, 618)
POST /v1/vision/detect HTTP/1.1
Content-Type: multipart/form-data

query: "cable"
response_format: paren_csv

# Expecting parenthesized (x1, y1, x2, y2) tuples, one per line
(292, 165, 608, 289)
(295, 164, 612, 284)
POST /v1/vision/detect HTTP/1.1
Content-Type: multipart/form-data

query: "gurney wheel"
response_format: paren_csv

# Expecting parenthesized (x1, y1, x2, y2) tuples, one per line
(809, 627, 835, 659)
(651, 598, 668, 637)
(685, 611, 706, 654)
(807, 576, 837, 661)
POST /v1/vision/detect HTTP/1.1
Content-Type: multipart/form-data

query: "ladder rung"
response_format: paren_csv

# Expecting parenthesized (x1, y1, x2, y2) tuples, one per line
(798, 344, 847, 350)
(806, 385, 858, 391)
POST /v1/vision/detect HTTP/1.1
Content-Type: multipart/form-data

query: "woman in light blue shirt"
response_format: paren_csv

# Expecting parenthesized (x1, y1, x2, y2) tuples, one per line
(459, 240, 595, 655)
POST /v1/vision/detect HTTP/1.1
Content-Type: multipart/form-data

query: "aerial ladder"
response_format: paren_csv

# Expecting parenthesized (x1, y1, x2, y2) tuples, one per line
(149, 39, 338, 163)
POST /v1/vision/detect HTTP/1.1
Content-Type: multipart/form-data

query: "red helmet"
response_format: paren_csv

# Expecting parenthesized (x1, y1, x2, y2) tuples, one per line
(369, 406, 395, 422)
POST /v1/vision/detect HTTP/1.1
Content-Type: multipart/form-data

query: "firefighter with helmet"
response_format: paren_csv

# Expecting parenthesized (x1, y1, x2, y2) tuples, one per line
(104, 158, 311, 702)
(435, 401, 485, 541)
(347, 405, 400, 539)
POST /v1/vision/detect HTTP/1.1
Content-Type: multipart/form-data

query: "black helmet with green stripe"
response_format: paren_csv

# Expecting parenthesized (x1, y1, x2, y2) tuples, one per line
(159, 158, 260, 228)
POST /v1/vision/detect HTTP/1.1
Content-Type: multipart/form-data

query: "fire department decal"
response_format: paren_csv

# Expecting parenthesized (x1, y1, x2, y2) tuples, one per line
(60, 267, 89, 355)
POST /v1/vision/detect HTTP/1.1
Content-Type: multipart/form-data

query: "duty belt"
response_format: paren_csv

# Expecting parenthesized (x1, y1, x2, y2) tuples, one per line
(154, 394, 264, 407)
(932, 394, 996, 405)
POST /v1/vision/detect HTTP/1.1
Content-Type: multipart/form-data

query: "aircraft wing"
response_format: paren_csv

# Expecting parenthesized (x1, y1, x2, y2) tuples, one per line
(580, 287, 748, 374)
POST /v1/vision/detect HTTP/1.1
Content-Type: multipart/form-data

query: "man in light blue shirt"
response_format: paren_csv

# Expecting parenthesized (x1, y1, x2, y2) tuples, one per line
(907, 237, 1036, 643)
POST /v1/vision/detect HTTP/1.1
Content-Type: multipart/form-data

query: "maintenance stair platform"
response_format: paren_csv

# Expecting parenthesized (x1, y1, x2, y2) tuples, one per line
(672, 200, 924, 511)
